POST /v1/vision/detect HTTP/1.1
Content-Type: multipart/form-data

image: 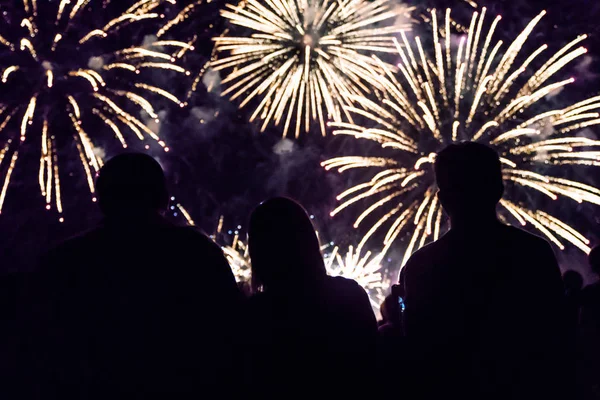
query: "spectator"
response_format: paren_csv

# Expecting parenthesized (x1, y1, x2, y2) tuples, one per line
(563, 269, 584, 396)
(246, 197, 377, 396)
(564, 269, 584, 334)
(580, 246, 600, 399)
(400, 142, 566, 400)
(581, 246, 600, 319)
(377, 290, 407, 393)
(34, 153, 243, 399)
(0, 273, 24, 398)
(378, 291, 404, 338)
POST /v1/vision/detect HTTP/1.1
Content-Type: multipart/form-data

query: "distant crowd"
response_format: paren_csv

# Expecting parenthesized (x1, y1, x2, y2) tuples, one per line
(1, 142, 599, 399)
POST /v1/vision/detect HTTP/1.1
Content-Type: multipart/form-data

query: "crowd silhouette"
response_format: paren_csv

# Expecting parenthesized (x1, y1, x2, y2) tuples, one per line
(1, 144, 599, 399)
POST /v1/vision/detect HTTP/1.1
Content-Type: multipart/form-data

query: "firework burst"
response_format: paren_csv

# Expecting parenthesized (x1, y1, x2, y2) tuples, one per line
(211, 0, 412, 138)
(0, 0, 189, 215)
(323, 8, 600, 265)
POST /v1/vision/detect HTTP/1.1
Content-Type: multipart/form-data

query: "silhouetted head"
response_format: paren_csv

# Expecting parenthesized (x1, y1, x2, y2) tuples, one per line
(380, 294, 399, 324)
(563, 270, 584, 293)
(248, 197, 326, 292)
(589, 245, 600, 275)
(435, 142, 504, 221)
(96, 153, 168, 218)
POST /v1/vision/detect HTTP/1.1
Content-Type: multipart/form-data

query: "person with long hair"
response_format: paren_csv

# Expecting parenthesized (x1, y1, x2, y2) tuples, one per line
(246, 197, 377, 395)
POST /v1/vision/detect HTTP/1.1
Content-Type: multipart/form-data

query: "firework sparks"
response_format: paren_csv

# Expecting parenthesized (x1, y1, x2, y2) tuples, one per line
(211, 0, 412, 138)
(212, 216, 252, 283)
(158, 0, 204, 40)
(175, 203, 196, 226)
(0, 0, 188, 215)
(211, 215, 390, 302)
(323, 9, 600, 265)
(222, 239, 252, 284)
(324, 244, 389, 310)
(155, 0, 224, 100)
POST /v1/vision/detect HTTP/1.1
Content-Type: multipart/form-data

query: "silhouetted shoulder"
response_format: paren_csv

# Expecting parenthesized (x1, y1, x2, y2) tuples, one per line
(325, 276, 377, 324)
(48, 228, 101, 253)
(499, 224, 549, 248)
(497, 224, 559, 270)
(41, 224, 226, 274)
(249, 276, 369, 304)
(169, 225, 221, 249)
(41, 228, 105, 267)
(327, 275, 366, 294)
(323, 276, 378, 337)
(495, 225, 563, 303)
(401, 232, 451, 281)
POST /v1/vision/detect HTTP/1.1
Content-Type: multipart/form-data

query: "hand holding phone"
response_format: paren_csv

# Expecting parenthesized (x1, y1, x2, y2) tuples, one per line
(391, 284, 406, 325)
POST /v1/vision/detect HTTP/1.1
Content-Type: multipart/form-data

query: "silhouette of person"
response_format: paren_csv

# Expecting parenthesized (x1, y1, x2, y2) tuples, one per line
(564, 270, 584, 331)
(580, 246, 600, 399)
(379, 293, 403, 331)
(35, 153, 243, 399)
(377, 292, 407, 393)
(582, 246, 600, 317)
(563, 269, 585, 396)
(246, 197, 377, 396)
(399, 142, 566, 400)
(0, 273, 23, 398)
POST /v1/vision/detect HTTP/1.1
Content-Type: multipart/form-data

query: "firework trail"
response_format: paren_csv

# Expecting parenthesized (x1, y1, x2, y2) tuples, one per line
(211, 215, 252, 283)
(175, 202, 196, 226)
(158, 0, 204, 39)
(0, 0, 189, 215)
(157, 0, 221, 99)
(210, 0, 413, 138)
(323, 8, 600, 265)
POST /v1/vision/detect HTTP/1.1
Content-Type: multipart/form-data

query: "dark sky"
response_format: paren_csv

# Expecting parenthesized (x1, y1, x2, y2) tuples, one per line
(1, 0, 599, 276)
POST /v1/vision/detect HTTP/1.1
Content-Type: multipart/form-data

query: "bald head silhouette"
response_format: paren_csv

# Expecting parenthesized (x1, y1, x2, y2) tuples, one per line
(435, 142, 504, 221)
(96, 153, 168, 218)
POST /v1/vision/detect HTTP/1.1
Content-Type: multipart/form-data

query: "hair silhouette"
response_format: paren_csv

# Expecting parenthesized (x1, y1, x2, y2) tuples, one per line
(435, 142, 504, 219)
(96, 153, 168, 217)
(246, 197, 377, 395)
(248, 197, 325, 292)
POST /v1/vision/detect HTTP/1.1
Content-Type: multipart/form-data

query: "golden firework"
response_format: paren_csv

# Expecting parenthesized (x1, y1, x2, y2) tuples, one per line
(0, 0, 189, 215)
(212, 216, 252, 283)
(323, 8, 600, 265)
(211, 0, 412, 138)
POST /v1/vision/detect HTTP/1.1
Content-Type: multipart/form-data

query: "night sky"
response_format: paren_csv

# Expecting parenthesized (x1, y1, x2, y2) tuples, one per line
(1, 0, 599, 279)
